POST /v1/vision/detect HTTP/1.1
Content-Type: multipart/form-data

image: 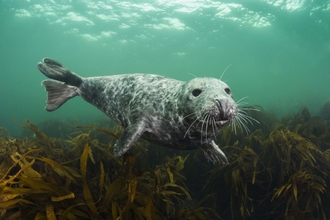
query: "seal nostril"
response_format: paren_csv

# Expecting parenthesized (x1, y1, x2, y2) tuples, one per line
(215, 99, 221, 109)
(220, 110, 226, 120)
(216, 99, 226, 120)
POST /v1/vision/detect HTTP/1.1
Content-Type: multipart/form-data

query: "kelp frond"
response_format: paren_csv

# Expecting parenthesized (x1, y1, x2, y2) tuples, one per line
(176, 194, 222, 220)
(204, 104, 330, 219)
(0, 121, 192, 219)
(272, 169, 327, 219)
(2, 103, 330, 219)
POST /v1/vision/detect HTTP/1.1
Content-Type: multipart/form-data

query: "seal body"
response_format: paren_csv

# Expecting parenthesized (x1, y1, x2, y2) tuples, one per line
(38, 58, 238, 164)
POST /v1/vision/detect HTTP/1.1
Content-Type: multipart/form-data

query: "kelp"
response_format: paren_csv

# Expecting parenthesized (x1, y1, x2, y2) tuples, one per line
(176, 194, 221, 219)
(203, 103, 330, 220)
(203, 143, 271, 219)
(0, 121, 194, 219)
(2, 102, 330, 219)
(271, 168, 327, 219)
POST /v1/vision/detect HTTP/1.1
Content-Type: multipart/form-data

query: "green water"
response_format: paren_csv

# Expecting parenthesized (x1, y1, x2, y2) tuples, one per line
(1, 0, 329, 134)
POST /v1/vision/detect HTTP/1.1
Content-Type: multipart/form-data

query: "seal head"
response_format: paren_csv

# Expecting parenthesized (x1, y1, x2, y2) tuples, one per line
(178, 77, 237, 129)
(175, 78, 238, 163)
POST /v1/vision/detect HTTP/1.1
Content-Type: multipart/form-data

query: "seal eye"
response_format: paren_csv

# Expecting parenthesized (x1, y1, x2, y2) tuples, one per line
(192, 89, 202, 97)
(224, 88, 231, 95)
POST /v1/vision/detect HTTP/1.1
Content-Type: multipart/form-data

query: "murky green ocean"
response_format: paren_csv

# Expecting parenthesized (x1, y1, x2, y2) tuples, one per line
(1, 0, 329, 134)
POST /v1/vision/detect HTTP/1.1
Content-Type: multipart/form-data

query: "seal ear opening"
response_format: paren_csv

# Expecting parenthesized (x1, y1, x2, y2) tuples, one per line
(42, 80, 79, 111)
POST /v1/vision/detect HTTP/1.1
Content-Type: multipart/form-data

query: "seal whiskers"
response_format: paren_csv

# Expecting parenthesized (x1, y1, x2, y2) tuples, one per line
(219, 64, 232, 81)
(200, 113, 208, 144)
(205, 114, 211, 143)
(229, 98, 260, 134)
(183, 115, 200, 139)
(231, 112, 250, 134)
(211, 118, 218, 139)
(180, 112, 196, 123)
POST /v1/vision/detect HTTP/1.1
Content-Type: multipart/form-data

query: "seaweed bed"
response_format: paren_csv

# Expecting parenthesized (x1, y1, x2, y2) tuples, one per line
(1, 102, 330, 220)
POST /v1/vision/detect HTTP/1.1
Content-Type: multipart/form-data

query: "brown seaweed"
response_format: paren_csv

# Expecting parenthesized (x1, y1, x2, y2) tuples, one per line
(1, 102, 330, 219)
(203, 104, 330, 219)
(0, 121, 196, 219)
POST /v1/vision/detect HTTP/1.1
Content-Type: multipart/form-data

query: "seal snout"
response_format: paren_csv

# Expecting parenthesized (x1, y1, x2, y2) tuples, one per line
(215, 99, 237, 121)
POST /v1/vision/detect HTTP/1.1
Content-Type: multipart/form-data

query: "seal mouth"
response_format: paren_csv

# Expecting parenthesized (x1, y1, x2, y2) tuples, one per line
(199, 119, 229, 126)
(215, 119, 229, 125)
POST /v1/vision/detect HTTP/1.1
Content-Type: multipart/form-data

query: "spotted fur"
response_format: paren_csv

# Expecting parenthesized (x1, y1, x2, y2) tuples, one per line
(38, 58, 238, 164)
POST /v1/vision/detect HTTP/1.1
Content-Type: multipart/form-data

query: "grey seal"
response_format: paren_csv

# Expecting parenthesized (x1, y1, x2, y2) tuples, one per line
(37, 58, 241, 164)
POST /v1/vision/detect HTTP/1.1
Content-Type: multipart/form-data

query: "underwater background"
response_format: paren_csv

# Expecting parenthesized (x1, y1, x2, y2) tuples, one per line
(1, 0, 330, 134)
(1, 0, 330, 219)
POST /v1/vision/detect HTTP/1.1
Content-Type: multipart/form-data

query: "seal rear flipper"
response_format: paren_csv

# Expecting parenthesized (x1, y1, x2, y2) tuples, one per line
(42, 80, 80, 111)
(113, 121, 147, 157)
(202, 141, 228, 165)
(38, 58, 83, 87)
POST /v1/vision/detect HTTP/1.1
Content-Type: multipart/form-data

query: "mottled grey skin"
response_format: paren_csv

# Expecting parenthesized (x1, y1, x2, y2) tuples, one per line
(37, 58, 238, 164)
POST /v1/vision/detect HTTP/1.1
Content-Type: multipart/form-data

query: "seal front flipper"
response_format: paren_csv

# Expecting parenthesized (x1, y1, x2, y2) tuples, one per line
(202, 141, 228, 165)
(113, 121, 147, 157)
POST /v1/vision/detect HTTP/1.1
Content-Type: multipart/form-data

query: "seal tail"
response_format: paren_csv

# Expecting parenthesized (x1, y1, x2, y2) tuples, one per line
(41, 80, 79, 111)
(38, 58, 83, 86)
(38, 58, 83, 111)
